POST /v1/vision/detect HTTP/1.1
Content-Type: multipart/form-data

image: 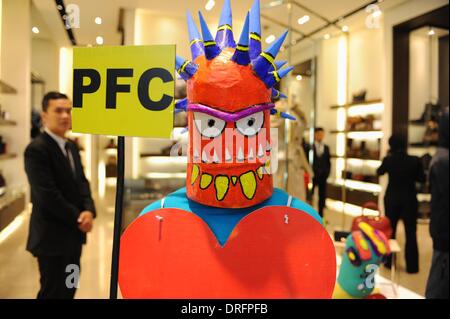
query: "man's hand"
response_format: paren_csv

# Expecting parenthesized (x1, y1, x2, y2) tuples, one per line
(78, 211, 94, 233)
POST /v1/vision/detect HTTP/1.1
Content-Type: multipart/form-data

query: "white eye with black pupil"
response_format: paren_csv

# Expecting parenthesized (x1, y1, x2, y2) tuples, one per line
(236, 111, 264, 136)
(193, 112, 226, 138)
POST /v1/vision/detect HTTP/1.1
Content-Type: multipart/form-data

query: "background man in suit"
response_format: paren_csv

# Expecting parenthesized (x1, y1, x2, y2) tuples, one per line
(24, 92, 96, 299)
(310, 127, 331, 218)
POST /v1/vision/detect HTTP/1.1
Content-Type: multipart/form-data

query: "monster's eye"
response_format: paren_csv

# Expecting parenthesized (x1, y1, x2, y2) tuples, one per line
(235, 111, 264, 136)
(193, 112, 226, 138)
(346, 247, 362, 267)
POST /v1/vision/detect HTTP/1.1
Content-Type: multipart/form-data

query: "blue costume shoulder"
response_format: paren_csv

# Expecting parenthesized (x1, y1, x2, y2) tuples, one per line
(139, 187, 322, 246)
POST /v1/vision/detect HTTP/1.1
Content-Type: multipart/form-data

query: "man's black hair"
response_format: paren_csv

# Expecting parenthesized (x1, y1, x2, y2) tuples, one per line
(315, 127, 325, 133)
(42, 91, 68, 112)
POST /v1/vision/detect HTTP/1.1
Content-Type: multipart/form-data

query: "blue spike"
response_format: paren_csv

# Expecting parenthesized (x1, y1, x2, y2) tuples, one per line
(175, 55, 198, 80)
(216, 0, 235, 49)
(175, 98, 188, 111)
(280, 112, 296, 121)
(187, 11, 204, 60)
(249, 0, 262, 60)
(270, 108, 277, 115)
(263, 66, 294, 88)
(199, 11, 221, 60)
(231, 13, 250, 66)
(271, 88, 287, 99)
(252, 30, 289, 80)
(268, 60, 288, 72)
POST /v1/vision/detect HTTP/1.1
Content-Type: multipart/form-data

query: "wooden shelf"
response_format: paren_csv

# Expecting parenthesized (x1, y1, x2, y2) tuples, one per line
(0, 193, 26, 232)
(0, 79, 17, 94)
(0, 153, 17, 161)
(409, 143, 438, 148)
(330, 99, 382, 109)
(331, 129, 382, 134)
(331, 154, 381, 162)
(0, 119, 17, 126)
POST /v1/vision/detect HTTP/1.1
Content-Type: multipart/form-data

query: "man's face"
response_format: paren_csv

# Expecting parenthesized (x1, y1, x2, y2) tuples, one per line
(315, 130, 324, 142)
(41, 98, 72, 137)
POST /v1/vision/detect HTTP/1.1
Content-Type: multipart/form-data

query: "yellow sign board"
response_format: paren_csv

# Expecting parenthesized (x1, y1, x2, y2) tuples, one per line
(72, 45, 175, 138)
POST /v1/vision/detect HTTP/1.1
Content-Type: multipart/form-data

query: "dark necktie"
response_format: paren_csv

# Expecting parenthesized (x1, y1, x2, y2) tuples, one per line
(64, 142, 76, 175)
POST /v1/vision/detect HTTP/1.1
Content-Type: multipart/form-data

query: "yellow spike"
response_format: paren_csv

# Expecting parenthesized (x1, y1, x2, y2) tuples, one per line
(200, 174, 213, 189)
(231, 176, 238, 185)
(239, 171, 257, 200)
(257, 167, 264, 180)
(214, 176, 230, 201)
(191, 165, 200, 185)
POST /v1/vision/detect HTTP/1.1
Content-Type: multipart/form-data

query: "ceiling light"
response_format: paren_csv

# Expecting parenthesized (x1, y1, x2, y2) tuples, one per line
(428, 28, 435, 36)
(324, 33, 330, 40)
(296, 75, 303, 81)
(342, 25, 349, 32)
(372, 10, 382, 18)
(205, 0, 215, 11)
(32, 26, 40, 34)
(96, 36, 104, 45)
(291, 39, 297, 45)
(265, 34, 276, 44)
(269, 0, 283, 6)
(297, 15, 310, 25)
(95, 17, 102, 25)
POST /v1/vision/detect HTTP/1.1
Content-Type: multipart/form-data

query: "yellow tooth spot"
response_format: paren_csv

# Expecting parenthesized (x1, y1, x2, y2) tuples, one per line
(191, 165, 199, 185)
(231, 176, 238, 185)
(214, 176, 230, 201)
(200, 174, 213, 189)
(264, 160, 271, 174)
(240, 171, 257, 200)
(348, 252, 356, 261)
(257, 167, 264, 180)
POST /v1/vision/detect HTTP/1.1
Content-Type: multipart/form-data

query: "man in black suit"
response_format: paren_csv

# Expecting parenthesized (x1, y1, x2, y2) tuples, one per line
(310, 127, 331, 218)
(24, 92, 96, 299)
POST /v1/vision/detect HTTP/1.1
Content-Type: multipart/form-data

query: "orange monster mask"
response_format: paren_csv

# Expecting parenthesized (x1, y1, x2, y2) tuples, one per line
(175, 0, 294, 208)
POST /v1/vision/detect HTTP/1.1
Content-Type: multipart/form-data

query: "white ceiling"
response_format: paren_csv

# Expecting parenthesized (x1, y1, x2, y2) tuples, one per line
(31, 0, 411, 48)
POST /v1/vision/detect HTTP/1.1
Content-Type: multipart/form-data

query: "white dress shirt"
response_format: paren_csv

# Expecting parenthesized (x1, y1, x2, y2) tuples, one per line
(44, 127, 75, 173)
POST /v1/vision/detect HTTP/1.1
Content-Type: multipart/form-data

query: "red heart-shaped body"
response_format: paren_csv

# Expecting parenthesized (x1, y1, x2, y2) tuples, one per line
(119, 206, 336, 298)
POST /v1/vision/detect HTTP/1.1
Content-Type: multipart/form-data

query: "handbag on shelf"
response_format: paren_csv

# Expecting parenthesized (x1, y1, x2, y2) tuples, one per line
(351, 202, 393, 239)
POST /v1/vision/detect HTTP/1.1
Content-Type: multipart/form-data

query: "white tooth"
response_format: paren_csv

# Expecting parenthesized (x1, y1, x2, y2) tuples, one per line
(202, 150, 209, 163)
(237, 147, 244, 162)
(248, 147, 254, 160)
(213, 149, 219, 163)
(258, 144, 264, 158)
(194, 148, 200, 159)
(225, 148, 232, 162)
(266, 142, 272, 151)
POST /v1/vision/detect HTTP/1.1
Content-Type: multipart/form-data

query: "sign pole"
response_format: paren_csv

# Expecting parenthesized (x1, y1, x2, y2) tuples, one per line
(109, 136, 125, 299)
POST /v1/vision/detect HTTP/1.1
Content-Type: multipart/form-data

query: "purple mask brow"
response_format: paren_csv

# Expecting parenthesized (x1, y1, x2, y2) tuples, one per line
(187, 103, 275, 121)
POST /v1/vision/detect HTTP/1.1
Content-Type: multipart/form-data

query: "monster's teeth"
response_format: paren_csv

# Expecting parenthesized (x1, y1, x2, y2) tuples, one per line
(202, 150, 209, 163)
(225, 148, 232, 162)
(200, 173, 213, 189)
(264, 160, 271, 174)
(257, 144, 264, 158)
(213, 149, 220, 163)
(231, 176, 238, 185)
(194, 148, 200, 160)
(191, 164, 200, 184)
(248, 147, 254, 160)
(237, 147, 245, 162)
(239, 171, 257, 200)
(214, 176, 230, 201)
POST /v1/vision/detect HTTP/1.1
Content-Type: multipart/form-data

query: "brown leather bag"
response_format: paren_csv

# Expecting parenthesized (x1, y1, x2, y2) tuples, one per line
(351, 202, 393, 239)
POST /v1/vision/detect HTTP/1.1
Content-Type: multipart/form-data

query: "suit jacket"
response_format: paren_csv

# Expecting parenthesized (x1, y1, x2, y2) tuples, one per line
(24, 132, 96, 256)
(310, 143, 331, 180)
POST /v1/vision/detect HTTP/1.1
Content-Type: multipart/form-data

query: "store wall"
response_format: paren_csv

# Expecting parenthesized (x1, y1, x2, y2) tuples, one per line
(31, 38, 59, 104)
(0, 0, 31, 190)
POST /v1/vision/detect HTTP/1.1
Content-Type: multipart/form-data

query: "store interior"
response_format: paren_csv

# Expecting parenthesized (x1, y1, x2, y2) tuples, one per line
(0, 0, 448, 298)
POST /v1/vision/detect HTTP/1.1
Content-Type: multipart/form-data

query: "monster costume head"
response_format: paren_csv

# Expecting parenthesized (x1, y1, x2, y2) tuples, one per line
(175, 0, 294, 208)
(334, 222, 391, 298)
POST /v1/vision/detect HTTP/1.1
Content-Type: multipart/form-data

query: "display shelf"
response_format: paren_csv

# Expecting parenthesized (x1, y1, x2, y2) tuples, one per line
(331, 129, 382, 134)
(329, 179, 381, 194)
(141, 172, 186, 179)
(0, 153, 17, 161)
(0, 79, 17, 94)
(409, 143, 438, 148)
(141, 155, 187, 163)
(330, 99, 383, 109)
(0, 190, 26, 232)
(0, 119, 17, 126)
(331, 154, 381, 162)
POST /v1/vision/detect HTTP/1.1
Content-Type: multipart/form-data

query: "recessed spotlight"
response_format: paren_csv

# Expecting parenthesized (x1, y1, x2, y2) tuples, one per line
(32, 26, 40, 34)
(342, 25, 349, 32)
(296, 75, 303, 81)
(265, 34, 276, 44)
(428, 28, 435, 36)
(96, 36, 104, 45)
(372, 10, 382, 18)
(298, 15, 310, 25)
(57, 5, 63, 10)
(324, 34, 331, 40)
(95, 17, 102, 25)
(205, 0, 215, 11)
(291, 39, 297, 45)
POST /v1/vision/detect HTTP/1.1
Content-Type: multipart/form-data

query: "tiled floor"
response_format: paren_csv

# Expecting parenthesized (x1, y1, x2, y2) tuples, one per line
(0, 188, 434, 299)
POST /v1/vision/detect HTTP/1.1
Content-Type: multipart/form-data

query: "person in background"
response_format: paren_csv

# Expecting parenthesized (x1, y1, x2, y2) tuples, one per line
(377, 134, 425, 273)
(425, 108, 449, 298)
(24, 92, 96, 299)
(307, 127, 331, 218)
